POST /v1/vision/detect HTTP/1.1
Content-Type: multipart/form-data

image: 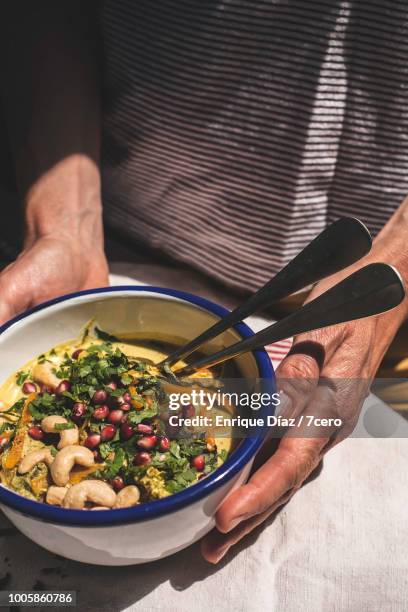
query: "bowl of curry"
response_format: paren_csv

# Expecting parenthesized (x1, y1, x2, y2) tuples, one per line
(0, 286, 274, 565)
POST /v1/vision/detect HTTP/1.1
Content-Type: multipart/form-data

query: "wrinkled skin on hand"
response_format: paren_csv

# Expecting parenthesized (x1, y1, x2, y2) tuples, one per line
(202, 248, 408, 564)
(0, 234, 108, 325)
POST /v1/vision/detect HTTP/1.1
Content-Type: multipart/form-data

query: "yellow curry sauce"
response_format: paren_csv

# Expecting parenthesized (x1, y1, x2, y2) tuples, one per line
(0, 325, 232, 510)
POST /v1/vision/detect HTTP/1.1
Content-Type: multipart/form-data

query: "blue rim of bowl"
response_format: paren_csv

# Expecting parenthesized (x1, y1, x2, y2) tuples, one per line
(0, 286, 275, 526)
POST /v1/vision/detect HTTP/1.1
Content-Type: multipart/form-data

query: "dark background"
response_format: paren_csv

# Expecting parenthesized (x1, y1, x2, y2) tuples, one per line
(0, 112, 22, 261)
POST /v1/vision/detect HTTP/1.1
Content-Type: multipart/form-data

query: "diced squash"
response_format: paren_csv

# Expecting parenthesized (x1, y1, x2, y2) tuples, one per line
(3, 393, 36, 469)
(21, 392, 36, 424)
(69, 464, 101, 485)
(30, 472, 48, 496)
(129, 386, 144, 410)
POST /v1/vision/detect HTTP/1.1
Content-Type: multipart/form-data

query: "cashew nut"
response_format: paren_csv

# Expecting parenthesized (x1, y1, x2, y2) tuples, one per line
(32, 363, 60, 390)
(41, 416, 79, 449)
(62, 480, 116, 509)
(113, 485, 140, 509)
(50, 445, 94, 486)
(46, 485, 68, 506)
(18, 448, 54, 474)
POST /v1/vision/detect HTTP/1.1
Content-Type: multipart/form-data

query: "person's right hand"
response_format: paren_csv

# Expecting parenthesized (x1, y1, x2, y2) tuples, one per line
(0, 152, 109, 325)
(0, 233, 109, 325)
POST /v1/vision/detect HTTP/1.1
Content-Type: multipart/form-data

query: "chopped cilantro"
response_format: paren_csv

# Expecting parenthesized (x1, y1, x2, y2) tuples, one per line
(16, 371, 29, 386)
(54, 422, 75, 431)
(0, 422, 13, 435)
(98, 442, 114, 459)
(97, 448, 125, 479)
(127, 405, 158, 426)
(219, 449, 228, 462)
(121, 373, 133, 385)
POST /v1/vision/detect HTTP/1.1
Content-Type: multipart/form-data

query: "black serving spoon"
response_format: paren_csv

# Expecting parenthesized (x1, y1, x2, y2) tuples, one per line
(160, 217, 372, 369)
(176, 263, 405, 375)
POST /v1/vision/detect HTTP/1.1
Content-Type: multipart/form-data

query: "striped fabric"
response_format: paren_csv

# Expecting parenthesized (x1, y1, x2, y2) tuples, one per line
(100, 1, 408, 294)
(266, 338, 293, 370)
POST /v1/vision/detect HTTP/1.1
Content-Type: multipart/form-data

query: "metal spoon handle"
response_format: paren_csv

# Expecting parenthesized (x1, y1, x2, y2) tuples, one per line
(163, 218, 371, 367)
(178, 263, 405, 375)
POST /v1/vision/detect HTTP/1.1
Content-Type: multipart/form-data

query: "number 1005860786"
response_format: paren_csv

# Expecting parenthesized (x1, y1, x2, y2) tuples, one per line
(1, 591, 76, 606)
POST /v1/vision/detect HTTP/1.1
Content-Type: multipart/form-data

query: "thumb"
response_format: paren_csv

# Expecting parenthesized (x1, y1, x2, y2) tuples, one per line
(0, 260, 33, 324)
(275, 339, 324, 419)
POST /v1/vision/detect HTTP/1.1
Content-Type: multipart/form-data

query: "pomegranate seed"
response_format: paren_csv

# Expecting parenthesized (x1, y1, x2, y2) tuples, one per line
(39, 383, 54, 395)
(22, 381, 37, 394)
(100, 424, 116, 442)
(191, 455, 205, 472)
(121, 403, 131, 412)
(120, 422, 134, 440)
(56, 380, 71, 395)
(72, 402, 87, 423)
(136, 435, 158, 450)
(93, 405, 110, 421)
(159, 436, 170, 451)
(106, 381, 117, 391)
(93, 450, 103, 462)
(28, 426, 44, 441)
(110, 476, 125, 492)
(84, 433, 101, 449)
(72, 349, 84, 360)
(92, 389, 108, 405)
(183, 404, 195, 418)
(108, 409, 124, 425)
(136, 423, 153, 434)
(115, 392, 132, 407)
(133, 451, 151, 466)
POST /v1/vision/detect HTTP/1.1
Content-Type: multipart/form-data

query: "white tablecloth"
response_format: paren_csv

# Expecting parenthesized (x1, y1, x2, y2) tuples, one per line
(0, 262, 407, 611)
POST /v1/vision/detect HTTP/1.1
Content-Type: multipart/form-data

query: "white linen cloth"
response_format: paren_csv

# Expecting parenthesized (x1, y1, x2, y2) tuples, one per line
(0, 263, 407, 611)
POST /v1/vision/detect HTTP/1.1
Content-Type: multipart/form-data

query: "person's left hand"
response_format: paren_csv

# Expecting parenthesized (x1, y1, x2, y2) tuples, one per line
(201, 254, 407, 564)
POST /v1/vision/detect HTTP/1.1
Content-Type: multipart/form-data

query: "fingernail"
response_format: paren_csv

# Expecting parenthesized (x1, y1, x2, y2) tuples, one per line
(225, 518, 241, 532)
(214, 545, 230, 563)
(225, 513, 249, 532)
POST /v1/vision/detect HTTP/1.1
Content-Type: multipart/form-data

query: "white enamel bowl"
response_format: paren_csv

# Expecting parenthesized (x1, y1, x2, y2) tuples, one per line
(0, 286, 275, 565)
